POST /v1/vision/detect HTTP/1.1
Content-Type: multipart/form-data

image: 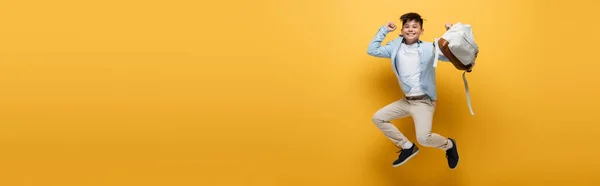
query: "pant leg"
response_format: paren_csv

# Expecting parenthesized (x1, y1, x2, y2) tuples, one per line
(372, 98, 412, 148)
(408, 99, 452, 150)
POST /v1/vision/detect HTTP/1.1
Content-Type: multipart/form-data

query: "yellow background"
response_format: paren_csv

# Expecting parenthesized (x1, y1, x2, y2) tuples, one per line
(1, 0, 599, 185)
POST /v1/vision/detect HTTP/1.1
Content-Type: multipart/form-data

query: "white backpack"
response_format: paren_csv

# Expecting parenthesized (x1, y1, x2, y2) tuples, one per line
(433, 22, 479, 115)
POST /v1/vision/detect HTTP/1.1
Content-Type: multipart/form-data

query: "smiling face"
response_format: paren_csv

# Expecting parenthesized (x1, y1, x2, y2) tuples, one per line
(401, 20, 423, 44)
(399, 12, 424, 44)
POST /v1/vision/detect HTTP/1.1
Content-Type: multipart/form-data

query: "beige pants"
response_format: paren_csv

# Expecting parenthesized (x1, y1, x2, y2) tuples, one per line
(372, 97, 452, 150)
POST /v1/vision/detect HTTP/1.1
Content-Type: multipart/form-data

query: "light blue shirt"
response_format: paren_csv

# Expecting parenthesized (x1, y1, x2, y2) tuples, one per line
(367, 25, 450, 101)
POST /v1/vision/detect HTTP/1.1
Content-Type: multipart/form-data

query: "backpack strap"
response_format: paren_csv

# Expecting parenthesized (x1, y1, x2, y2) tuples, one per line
(433, 38, 440, 68)
(463, 71, 474, 115)
(434, 37, 475, 116)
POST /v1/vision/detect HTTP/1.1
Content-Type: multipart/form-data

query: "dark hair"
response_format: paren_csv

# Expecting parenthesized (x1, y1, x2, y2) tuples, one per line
(400, 12, 424, 28)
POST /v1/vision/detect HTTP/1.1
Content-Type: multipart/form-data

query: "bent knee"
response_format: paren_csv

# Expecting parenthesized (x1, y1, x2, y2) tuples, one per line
(417, 133, 433, 146)
(371, 114, 388, 125)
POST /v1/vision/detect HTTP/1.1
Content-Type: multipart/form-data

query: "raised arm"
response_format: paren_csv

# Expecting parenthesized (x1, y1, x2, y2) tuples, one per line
(367, 22, 397, 58)
(436, 23, 454, 62)
(436, 45, 451, 62)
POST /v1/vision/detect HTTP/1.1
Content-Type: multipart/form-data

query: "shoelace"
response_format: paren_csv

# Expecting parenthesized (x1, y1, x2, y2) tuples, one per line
(446, 149, 456, 158)
(397, 148, 410, 154)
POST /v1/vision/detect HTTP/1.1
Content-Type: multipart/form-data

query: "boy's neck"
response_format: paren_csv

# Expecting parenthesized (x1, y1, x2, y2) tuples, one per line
(403, 39, 418, 45)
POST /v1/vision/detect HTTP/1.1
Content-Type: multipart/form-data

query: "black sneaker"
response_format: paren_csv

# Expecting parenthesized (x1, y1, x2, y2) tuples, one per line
(392, 144, 419, 167)
(446, 138, 459, 169)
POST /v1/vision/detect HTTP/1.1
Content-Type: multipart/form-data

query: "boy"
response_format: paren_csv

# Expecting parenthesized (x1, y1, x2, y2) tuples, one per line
(366, 12, 459, 169)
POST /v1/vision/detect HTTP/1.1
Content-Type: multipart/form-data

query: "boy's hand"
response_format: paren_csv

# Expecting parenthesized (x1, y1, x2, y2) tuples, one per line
(386, 22, 397, 32)
(445, 23, 453, 30)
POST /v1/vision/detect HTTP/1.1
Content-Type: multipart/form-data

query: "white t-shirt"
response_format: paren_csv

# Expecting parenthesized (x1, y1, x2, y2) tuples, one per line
(396, 42, 425, 96)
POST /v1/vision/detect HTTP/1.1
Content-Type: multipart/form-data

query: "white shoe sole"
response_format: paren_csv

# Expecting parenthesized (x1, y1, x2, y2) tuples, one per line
(392, 150, 419, 168)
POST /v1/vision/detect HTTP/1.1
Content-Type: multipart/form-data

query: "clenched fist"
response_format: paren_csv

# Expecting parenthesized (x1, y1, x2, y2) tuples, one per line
(386, 22, 397, 32)
(445, 23, 453, 30)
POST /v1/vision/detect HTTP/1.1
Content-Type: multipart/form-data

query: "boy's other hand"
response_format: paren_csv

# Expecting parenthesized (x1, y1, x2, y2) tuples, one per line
(445, 23, 453, 30)
(386, 22, 397, 32)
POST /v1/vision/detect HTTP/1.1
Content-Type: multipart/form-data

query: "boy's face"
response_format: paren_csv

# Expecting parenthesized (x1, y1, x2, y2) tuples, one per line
(401, 20, 423, 43)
